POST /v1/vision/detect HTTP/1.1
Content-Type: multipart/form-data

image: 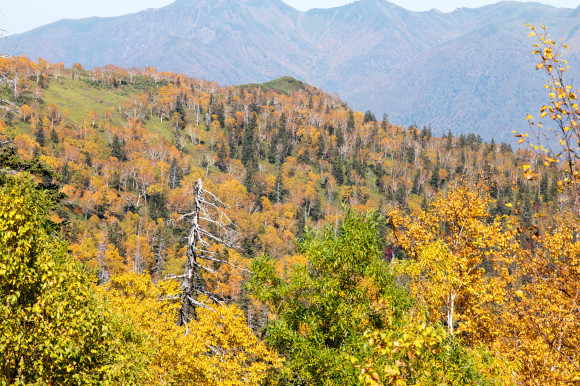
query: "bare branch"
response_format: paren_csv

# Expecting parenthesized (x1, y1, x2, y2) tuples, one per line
(199, 254, 252, 273)
(0, 100, 19, 113)
(199, 228, 236, 248)
(193, 260, 217, 274)
(160, 294, 180, 301)
(192, 248, 218, 256)
(164, 274, 186, 281)
(201, 188, 229, 208)
(198, 199, 234, 225)
(200, 216, 232, 231)
(194, 288, 225, 305)
(187, 296, 215, 312)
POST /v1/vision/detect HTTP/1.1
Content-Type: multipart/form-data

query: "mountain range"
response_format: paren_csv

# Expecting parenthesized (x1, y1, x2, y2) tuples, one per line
(1, 0, 580, 141)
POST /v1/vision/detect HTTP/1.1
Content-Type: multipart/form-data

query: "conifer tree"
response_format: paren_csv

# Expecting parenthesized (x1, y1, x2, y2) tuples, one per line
(347, 110, 355, 132)
(50, 128, 59, 144)
(335, 125, 344, 148)
(446, 129, 453, 151)
(111, 134, 124, 160)
(34, 124, 45, 147)
(430, 165, 440, 189)
(241, 116, 256, 166)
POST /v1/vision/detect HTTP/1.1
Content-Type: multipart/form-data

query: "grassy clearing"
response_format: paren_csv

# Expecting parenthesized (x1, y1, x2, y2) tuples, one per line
(43, 78, 129, 125)
(238, 76, 308, 96)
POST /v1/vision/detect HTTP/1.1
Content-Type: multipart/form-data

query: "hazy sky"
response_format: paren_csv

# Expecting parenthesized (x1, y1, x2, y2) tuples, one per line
(1, 0, 578, 36)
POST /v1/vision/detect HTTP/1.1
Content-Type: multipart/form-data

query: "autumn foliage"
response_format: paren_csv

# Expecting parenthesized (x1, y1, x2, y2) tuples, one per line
(1, 26, 580, 384)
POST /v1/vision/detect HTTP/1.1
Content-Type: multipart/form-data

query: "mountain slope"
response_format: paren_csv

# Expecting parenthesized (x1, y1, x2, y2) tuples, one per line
(1, 0, 579, 141)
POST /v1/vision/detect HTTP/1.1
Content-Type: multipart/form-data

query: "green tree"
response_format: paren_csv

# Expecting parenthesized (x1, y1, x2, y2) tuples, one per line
(111, 134, 125, 161)
(241, 116, 256, 165)
(332, 156, 344, 185)
(248, 210, 411, 385)
(347, 110, 355, 132)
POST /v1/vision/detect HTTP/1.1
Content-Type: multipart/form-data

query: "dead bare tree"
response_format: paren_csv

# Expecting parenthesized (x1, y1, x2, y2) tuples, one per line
(175, 178, 245, 327)
(0, 133, 12, 147)
(0, 100, 18, 113)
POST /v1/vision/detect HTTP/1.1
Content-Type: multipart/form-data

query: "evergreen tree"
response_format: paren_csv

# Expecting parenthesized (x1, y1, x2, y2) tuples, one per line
(275, 172, 287, 204)
(83, 151, 92, 167)
(175, 98, 187, 129)
(381, 113, 388, 131)
(267, 139, 278, 164)
(363, 110, 376, 123)
(149, 192, 169, 220)
(278, 113, 287, 138)
(111, 135, 124, 160)
(430, 165, 440, 189)
(347, 110, 355, 133)
(335, 126, 344, 148)
(421, 125, 432, 142)
(50, 128, 59, 144)
(296, 206, 306, 241)
(332, 157, 344, 185)
(241, 117, 256, 166)
(110, 169, 121, 191)
(459, 134, 467, 148)
(523, 199, 533, 227)
(411, 172, 422, 195)
(406, 147, 415, 164)
(395, 184, 407, 205)
(411, 126, 418, 142)
(446, 130, 453, 151)
(61, 163, 70, 184)
(316, 138, 325, 159)
(34, 124, 45, 147)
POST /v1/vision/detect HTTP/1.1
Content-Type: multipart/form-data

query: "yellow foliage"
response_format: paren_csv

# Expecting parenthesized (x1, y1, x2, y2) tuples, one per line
(99, 273, 282, 385)
(390, 182, 516, 343)
(500, 217, 580, 384)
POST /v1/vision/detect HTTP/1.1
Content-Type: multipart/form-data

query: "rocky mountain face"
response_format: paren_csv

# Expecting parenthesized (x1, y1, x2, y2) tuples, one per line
(1, 0, 580, 141)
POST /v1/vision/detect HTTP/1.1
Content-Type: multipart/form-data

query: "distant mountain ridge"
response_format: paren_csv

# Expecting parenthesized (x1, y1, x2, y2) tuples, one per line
(1, 0, 580, 141)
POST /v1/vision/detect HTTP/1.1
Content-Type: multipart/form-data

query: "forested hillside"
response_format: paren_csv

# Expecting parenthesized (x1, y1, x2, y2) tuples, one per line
(2, 0, 579, 141)
(0, 57, 560, 275)
(1, 41, 579, 384)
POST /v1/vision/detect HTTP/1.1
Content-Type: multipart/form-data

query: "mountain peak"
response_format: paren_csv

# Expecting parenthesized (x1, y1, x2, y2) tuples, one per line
(169, 0, 295, 10)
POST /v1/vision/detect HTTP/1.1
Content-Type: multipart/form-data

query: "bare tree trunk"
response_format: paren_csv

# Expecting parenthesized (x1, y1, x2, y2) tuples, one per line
(447, 292, 456, 335)
(178, 179, 202, 326)
(154, 231, 166, 278)
(97, 233, 110, 284)
(134, 216, 143, 274)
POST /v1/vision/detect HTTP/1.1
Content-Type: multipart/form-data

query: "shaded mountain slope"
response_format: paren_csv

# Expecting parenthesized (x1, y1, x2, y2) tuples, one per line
(1, 0, 579, 140)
